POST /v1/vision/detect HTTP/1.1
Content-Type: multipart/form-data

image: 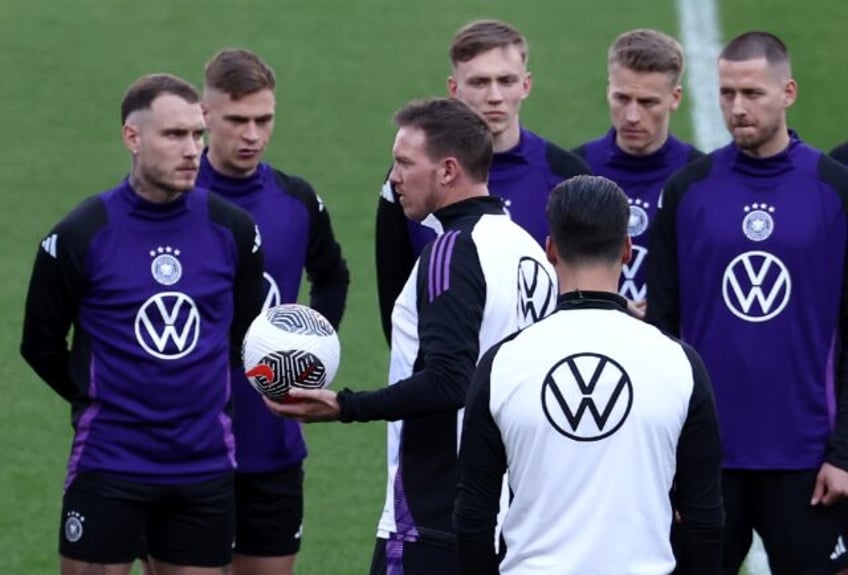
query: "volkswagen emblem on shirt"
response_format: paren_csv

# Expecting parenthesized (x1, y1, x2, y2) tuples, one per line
(517, 257, 555, 328)
(741, 203, 775, 242)
(722, 250, 791, 322)
(149, 246, 182, 286)
(135, 292, 200, 360)
(627, 198, 650, 237)
(542, 353, 633, 441)
(619, 245, 647, 301)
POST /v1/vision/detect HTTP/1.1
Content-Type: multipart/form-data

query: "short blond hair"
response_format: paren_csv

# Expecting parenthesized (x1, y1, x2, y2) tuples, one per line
(608, 29, 684, 85)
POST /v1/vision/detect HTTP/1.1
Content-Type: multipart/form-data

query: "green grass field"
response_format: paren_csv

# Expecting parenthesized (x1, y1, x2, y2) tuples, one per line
(2, 1, 847, 573)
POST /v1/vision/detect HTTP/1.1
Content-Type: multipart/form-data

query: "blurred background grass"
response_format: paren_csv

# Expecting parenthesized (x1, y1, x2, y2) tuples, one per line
(1, 1, 846, 572)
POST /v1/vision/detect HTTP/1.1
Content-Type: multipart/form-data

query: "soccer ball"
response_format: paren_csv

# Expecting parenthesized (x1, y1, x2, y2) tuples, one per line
(242, 304, 340, 401)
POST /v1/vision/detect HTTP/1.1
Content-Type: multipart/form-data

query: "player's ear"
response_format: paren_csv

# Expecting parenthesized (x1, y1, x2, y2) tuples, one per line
(670, 84, 683, 111)
(447, 75, 458, 98)
(621, 236, 632, 265)
(441, 157, 460, 185)
(122, 123, 140, 155)
(783, 78, 798, 108)
(522, 71, 533, 99)
(545, 236, 558, 265)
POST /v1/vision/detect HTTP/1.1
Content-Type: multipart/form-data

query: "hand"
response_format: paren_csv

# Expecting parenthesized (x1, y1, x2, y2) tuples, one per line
(262, 388, 341, 423)
(811, 462, 848, 506)
(627, 298, 647, 320)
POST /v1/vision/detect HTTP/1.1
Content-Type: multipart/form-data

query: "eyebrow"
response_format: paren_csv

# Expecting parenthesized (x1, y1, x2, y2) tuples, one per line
(222, 113, 274, 121)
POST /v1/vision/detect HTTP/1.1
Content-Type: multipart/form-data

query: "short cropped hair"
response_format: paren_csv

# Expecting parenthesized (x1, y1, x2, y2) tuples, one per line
(121, 73, 199, 124)
(204, 48, 276, 99)
(547, 175, 630, 265)
(719, 31, 790, 68)
(393, 98, 493, 183)
(608, 29, 684, 85)
(450, 19, 528, 65)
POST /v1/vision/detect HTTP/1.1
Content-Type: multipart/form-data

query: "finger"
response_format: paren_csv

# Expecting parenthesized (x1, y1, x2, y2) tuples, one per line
(810, 475, 825, 506)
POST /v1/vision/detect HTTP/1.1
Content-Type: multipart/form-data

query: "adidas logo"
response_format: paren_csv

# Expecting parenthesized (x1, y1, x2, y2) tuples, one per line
(41, 234, 57, 258)
(252, 225, 262, 254)
(831, 535, 846, 560)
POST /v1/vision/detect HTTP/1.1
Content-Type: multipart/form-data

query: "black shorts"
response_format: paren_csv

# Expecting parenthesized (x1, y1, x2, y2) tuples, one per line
(369, 537, 457, 575)
(234, 467, 304, 556)
(721, 468, 847, 575)
(60, 471, 234, 567)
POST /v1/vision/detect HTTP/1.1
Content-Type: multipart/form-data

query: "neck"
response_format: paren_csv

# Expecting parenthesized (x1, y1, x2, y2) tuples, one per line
(557, 263, 621, 295)
(438, 182, 489, 210)
(492, 121, 521, 153)
(129, 173, 183, 204)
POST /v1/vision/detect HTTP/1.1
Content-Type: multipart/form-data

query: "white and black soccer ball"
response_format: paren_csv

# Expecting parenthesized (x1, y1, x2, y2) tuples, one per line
(242, 304, 340, 401)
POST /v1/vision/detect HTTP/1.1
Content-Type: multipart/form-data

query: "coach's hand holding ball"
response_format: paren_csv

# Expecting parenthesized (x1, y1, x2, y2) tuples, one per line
(262, 388, 341, 422)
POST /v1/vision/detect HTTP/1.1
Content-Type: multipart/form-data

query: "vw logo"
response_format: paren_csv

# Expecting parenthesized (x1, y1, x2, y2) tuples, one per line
(541, 353, 633, 441)
(134, 291, 201, 360)
(517, 257, 556, 327)
(722, 251, 791, 322)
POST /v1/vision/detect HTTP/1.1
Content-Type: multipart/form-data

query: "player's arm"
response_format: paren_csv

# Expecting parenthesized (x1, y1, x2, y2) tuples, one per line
(546, 141, 592, 179)
(687, 147, 706, 163)
(831, 142, 848, 166)
(815, 157, 848, 503)
(455, 345, 506, 575)
(672, 344, 724, 574)
(20, 200, 102, 402)
(212, 196, 265, 365)
(645, 179, 682, 335)
(293, 176, 350, 331)
(340, 231, 485, 422)
(375, 178, 418, 343)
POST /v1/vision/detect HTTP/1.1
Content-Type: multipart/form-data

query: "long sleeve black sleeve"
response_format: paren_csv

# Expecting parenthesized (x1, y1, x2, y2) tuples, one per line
(454, 345, 506, 575)
(821, 157, 848, 469)
(672, 343, 724, 574)
(224, 198, 265, 366)
(299, 178, 349, 331)
(646, 179, 683, 336)
(339, 232, 485, 422)
(20, 197, 105, 402)
(375, 180, 417, 344)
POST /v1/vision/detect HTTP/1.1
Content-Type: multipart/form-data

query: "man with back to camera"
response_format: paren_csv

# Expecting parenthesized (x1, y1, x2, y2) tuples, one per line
(375, 19, 589, 342)
(454, 175, 723, 574)
(572, 28, 702, 318)
(647, 30, 848, 574)
(20, 73, 264, 575)
(197, 47, 350, 575)
(265, 97, 558, 575)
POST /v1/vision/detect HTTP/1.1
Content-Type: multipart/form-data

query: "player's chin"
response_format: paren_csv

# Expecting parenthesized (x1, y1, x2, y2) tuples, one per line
(732, 133, 762, 151)
(171, 181, 196, 192)
(171, 173, 198, 189)
(401, 205, 425, 222)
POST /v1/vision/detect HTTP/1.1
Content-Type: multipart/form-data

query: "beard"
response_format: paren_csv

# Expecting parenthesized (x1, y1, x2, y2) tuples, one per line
(731, 121, 783, 156)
